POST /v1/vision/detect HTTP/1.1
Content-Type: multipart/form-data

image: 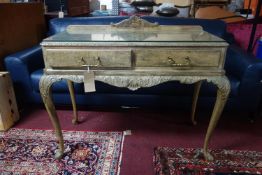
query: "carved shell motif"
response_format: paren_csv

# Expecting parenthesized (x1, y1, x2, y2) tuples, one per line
(40, 75, 230, 101)
(111, 15, 159, 28)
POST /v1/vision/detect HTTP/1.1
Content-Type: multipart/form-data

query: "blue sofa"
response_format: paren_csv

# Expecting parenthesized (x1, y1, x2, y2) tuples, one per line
(4, 16, 262, 115)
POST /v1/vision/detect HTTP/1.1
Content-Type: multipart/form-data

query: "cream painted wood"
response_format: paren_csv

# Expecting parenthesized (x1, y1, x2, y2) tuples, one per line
(44, 49, 132, 68)
(134, 48, 221, 68)
(40, 16, 230, 161)
(44, 47, 223, 69)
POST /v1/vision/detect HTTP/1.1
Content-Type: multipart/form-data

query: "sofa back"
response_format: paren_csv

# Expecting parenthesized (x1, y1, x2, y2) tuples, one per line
(48, 16, 228, 39)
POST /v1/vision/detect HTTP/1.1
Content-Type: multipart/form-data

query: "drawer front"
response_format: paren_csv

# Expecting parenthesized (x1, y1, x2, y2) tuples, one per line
(135, 49, 221, 68)
(45, 49, 132, 68)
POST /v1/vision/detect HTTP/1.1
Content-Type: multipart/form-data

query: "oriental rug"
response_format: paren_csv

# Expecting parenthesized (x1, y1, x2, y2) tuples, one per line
(0, 128, 125, 175)
(154, 147, 262, 175)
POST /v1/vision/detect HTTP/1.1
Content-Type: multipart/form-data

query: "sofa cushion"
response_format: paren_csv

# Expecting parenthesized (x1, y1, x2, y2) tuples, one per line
(48, 16, 227, 39)
(31, 69, 239, 97)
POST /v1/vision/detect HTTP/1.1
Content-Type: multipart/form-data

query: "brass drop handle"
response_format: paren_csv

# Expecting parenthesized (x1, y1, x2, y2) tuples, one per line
(78, 56, 102, 67)
(168, 56, 191, 67)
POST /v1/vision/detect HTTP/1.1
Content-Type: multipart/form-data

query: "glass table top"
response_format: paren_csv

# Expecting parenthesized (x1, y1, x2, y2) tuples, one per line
(43, 25, 225, 43)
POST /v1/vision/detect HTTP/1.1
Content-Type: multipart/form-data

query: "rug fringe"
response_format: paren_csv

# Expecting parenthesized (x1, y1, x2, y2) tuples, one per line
(117, 130, 132, 175)
(123, 130, 132, 136)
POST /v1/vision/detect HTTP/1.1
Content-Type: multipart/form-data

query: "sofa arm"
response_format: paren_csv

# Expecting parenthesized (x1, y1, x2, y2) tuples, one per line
(4, 45, 44, 103)
(225, 44, 262, 109)
(225, 44, 262, 81)
(238, 59, 262, 97)
(223, 32, 235, 45)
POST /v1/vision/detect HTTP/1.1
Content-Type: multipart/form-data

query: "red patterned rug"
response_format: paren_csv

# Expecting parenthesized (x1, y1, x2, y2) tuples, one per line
(0, 128, 124, 174)
(154, 147, 262, 175)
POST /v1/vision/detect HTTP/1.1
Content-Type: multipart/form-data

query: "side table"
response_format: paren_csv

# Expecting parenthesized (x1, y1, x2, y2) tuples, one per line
(40, 16, 230, 161)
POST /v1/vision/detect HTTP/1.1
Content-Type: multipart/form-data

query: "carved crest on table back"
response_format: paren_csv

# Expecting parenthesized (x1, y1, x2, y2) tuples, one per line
(111, 15, 159, 28)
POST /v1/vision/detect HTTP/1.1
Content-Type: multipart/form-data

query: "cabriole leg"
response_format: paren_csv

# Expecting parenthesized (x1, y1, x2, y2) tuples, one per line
(67, 80, 79, 124)
(39, 75, 64, 159)
(203, 76, 230, 161)
(191, 80, 202, 125)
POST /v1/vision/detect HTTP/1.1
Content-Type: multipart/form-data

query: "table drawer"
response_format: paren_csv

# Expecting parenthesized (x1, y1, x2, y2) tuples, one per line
(135, 49, 221, 67)
(45, 49, 132, 68)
